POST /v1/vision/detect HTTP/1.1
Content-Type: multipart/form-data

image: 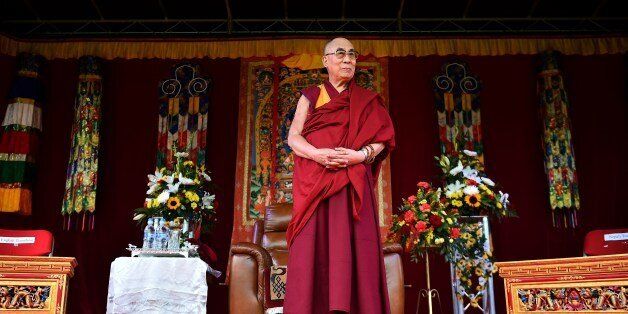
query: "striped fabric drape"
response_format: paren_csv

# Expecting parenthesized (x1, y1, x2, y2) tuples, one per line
(537, 50, 580, 228)
(0, 53, 45, 215)
(61, 56, 103, 230)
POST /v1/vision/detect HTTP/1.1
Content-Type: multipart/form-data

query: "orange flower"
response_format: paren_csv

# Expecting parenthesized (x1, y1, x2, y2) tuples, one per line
(167, 197, 181, 210)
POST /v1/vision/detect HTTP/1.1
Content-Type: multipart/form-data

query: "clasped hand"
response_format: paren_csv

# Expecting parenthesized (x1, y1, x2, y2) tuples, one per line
(311, 147, 365, 170)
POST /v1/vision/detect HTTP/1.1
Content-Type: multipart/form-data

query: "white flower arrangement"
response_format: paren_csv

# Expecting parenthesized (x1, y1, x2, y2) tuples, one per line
(436, 149, 515, 218)
(134, 149, 217, 232)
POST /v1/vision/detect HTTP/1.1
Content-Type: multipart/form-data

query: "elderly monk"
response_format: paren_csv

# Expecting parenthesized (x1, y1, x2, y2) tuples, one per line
(283, 37, 396, 314)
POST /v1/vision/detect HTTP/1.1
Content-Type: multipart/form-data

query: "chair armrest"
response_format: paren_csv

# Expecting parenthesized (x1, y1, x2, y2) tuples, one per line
(252, 220, 264, 245)
(228, 242, 272, 314)
(383, 242, 403, 255)
(382, 242, 405, 314)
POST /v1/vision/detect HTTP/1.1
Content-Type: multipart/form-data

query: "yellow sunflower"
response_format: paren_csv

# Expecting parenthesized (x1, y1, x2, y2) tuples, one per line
(167, 197, 181, 210)
(464, 194, 481, 207)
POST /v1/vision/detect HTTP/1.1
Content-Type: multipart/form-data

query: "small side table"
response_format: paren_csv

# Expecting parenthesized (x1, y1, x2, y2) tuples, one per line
(106, 257, 208, 313)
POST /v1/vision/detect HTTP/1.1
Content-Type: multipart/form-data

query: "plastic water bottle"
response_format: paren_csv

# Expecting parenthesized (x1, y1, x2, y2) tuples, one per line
(142, 218, 154, 249)
(158, 219, 168, 249)
(168, 229, 180, 250)
(151, 218, 161, 249)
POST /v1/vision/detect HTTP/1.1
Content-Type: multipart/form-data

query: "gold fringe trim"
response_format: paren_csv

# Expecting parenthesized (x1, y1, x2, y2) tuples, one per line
(1, 35, 626, 60)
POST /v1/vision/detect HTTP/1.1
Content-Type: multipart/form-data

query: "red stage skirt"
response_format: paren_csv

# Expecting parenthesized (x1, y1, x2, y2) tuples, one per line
(284, 171, 391, 314)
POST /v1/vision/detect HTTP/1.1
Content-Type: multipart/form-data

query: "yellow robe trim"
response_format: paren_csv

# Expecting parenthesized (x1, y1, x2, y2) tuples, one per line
(315, 84, 331, 109)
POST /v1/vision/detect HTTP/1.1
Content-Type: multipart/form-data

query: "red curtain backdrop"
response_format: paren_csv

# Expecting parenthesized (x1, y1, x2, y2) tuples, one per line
(0, 56, 240, 313)
(0, 52, 626, 313)
(388, 54, 628, 313)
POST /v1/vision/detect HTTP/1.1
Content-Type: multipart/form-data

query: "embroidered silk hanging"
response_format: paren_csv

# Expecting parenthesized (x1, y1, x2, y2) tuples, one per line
(537, 50, 580, 228)
(0, 53, 45, 215)
(61, 56, 103, 230)
(433, 61, 483, 158)
(157, 63, 211, 169)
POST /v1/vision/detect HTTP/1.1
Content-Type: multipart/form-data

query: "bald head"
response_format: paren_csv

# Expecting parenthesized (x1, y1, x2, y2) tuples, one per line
(323, 37, 354, 55)
(322, 37, 357, 84)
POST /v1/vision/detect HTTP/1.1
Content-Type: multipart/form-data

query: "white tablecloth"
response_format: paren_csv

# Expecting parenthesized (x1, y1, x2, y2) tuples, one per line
(107, 257, 208, 313)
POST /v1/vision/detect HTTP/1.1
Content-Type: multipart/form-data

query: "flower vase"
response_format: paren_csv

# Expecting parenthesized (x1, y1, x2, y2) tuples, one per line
(449, 215, 496, 314)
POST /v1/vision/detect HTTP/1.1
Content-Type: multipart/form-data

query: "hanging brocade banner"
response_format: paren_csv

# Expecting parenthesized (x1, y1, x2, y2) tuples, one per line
(537, 50, 580, 228)
(433, 61, 483, 158)
(61, 56, 103, 230)
(157, 63, 212, 169)
(0, 53, 45, 215)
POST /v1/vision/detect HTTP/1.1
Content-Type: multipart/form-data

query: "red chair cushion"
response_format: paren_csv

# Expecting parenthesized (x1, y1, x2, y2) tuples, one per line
(0, 229, 53, 256)
(583, 228, 628, 256)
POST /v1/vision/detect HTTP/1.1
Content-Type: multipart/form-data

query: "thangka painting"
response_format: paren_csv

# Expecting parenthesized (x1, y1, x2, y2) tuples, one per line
(433, 61, 483, 158)
(231, 57, 392, 244)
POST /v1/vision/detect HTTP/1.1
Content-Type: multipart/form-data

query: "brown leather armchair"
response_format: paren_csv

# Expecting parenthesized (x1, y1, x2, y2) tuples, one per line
(228, 203, 405, 314)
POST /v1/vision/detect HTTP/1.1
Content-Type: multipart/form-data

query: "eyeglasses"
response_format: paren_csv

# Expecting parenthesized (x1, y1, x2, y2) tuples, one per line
(324, 49, 359, 61)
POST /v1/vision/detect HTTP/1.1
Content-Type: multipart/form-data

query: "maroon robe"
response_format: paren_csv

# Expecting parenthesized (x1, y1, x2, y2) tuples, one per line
(283, 80, 395, 313)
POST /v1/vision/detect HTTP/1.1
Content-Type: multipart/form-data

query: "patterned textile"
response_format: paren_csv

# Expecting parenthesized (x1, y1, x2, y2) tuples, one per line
(61, 56, 103, 230)
(264, 265, 287, 309)
(269, 266, 287, 301)
(433, 61, 483, 158)
(157, 63, 211, 169)
(537, 50, 580, 227)
(0, 53, 45, 215)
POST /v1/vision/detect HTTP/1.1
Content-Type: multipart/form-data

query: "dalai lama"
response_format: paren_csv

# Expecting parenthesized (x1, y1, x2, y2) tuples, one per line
(284, 37, 396, 314)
